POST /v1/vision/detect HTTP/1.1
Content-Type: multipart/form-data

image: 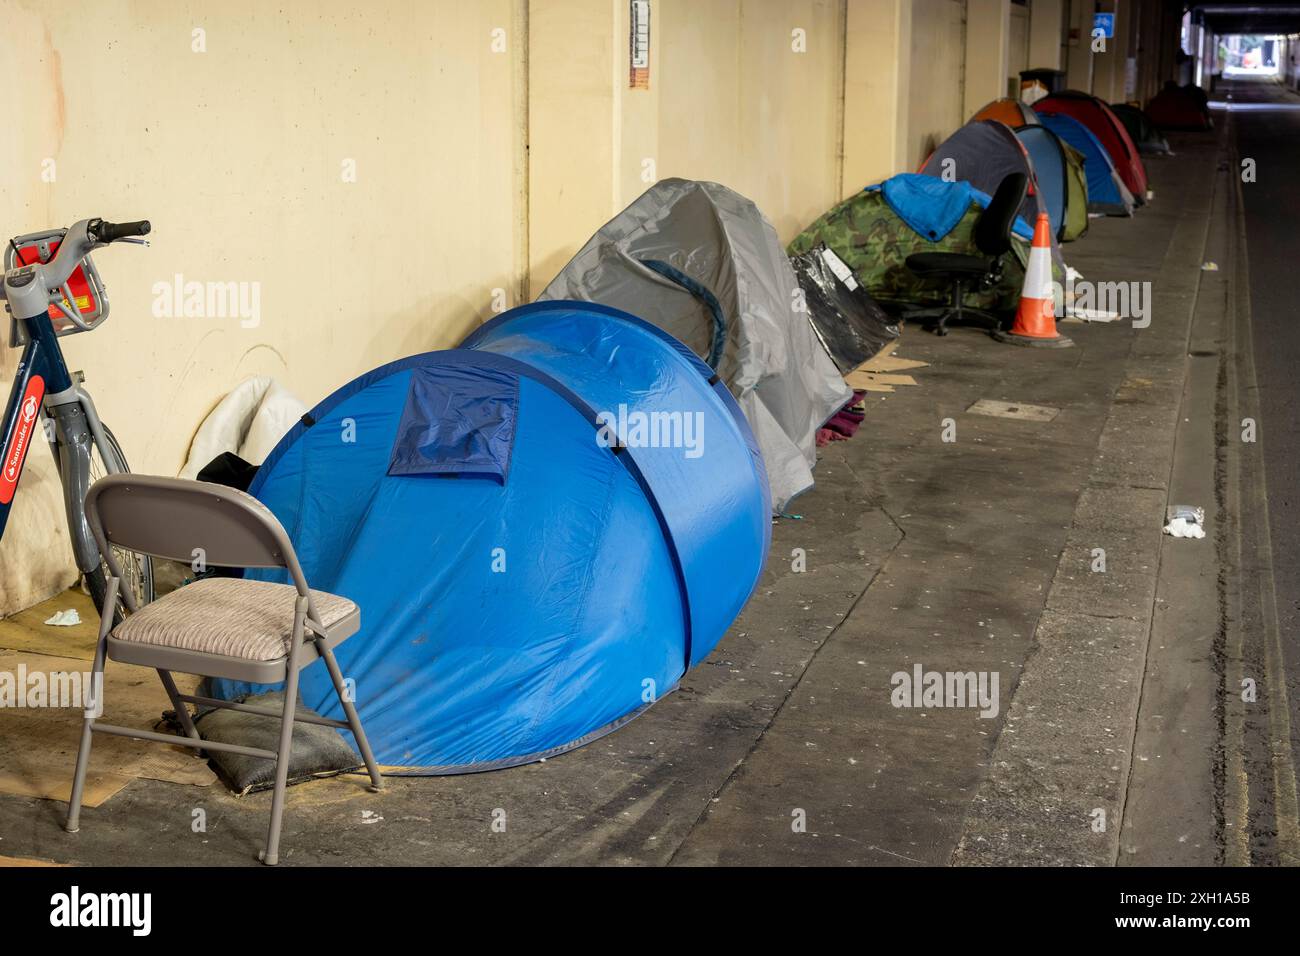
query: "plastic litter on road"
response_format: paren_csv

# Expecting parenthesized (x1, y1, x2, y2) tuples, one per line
(1163, 504, 1207, 538)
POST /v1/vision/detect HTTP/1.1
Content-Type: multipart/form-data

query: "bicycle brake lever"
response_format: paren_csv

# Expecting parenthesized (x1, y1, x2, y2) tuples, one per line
(117, 238, 150, 247)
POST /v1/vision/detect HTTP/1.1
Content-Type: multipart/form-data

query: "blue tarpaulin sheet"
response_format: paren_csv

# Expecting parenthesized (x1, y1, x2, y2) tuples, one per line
(869, 173, 1034, 241)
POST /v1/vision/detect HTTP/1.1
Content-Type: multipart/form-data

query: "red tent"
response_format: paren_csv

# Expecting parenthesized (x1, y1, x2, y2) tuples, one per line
(1147, 83, 1212, 130)
(1033, 91, 1148, 201)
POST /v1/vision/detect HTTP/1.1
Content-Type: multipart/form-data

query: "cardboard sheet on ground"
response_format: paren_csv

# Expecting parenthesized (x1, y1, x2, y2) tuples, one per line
(861, 373, 917, 386)
(861, 354, 929, 373)
(845, 346, 927, 393)
(845, 371, 918, 391)
(0, 649, 215, 806)
(0, 590, 99, 661)
(0, 854, 65, 866)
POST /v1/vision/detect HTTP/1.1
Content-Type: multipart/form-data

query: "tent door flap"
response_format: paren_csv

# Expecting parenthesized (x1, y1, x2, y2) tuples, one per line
(388, 365, 519, 483)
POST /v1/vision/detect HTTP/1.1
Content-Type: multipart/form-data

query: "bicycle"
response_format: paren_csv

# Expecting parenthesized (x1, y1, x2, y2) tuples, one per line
(1, 218, 156, 616)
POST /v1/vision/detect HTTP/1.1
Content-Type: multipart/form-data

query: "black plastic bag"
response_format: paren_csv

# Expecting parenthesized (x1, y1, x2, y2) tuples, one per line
(197, 451, 259, 492)
(194, 452, 259, 579)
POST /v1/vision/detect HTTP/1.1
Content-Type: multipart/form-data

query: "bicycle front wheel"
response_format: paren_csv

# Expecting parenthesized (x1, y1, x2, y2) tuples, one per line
(84, 424, 155, 615)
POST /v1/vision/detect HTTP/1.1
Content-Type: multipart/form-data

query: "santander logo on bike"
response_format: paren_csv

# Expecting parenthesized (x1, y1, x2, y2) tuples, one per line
(0, 375, 44, 504)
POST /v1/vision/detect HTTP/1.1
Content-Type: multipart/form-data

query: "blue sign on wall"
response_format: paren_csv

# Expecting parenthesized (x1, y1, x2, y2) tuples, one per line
(1093, 13, 1115, 39)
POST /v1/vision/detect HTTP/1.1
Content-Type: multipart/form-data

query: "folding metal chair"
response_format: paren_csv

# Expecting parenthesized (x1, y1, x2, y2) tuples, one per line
(66, 474, 383, 865)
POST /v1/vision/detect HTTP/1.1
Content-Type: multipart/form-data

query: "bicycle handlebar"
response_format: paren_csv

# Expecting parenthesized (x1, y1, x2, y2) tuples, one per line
(89, 219, 151, 245)
(2, 216, 149, 323)
(38, 217, 149, 288)
(42, 220, 97, 289)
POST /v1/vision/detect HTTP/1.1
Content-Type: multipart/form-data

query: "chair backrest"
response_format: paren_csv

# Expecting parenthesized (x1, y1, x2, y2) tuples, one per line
(973, 172, 1029, 258)
(85, 475, 310, 602)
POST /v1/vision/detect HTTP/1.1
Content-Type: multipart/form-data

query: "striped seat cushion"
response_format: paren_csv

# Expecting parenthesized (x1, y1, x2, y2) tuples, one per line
(112, 578, 357, 661)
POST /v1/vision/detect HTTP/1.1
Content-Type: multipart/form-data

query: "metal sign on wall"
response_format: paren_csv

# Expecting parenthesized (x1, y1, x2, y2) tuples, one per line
(630, 0, 650, 89)
(1093, 12, 1115, 39)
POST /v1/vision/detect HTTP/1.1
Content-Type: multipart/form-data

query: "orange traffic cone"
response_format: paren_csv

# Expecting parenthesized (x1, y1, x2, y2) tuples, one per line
(992, 212, 1074, 349)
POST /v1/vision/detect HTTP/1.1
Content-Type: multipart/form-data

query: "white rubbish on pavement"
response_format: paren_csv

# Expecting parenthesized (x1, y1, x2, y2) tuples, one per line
(43, 609, 81, 626)
(1066, 305, 1121, 322)
(1163, 517, 1206, 538)
(1163, 504, 1206, 539)
(1201, 261, 1220, 271)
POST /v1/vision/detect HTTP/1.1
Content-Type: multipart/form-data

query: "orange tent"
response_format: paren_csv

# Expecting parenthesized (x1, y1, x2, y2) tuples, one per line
(971, 97, 1039, 127)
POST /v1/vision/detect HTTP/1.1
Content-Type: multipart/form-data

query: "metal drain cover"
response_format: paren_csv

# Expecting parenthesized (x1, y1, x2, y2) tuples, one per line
(966, 399, 1060, 422)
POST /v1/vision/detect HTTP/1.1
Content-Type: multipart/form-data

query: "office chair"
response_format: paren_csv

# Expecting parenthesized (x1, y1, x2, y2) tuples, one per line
(903, 172, 1030, 336)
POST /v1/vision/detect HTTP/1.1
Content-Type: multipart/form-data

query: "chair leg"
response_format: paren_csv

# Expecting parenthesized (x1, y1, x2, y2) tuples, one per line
(261, 599, 305, 866)
(67, 578, 117, 833)
(318, 642, 384, 791)
(934, 280, 965, 336)
(65, 718, 95, 833)
(260, 667, 299, 866)
(157, 669, 201, 741)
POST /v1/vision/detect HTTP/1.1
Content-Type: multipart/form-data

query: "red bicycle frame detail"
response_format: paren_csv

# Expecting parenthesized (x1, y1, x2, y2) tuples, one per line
(0, 373, 45, 506)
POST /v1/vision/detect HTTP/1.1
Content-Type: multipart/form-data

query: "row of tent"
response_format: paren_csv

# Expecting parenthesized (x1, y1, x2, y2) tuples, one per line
(958, 85, 1211, 235)
(217, 84, 1211, 774)
(538, 88, 1181, 511)
(969, 91, 1151, 228)
(784, 88, 1170, 334)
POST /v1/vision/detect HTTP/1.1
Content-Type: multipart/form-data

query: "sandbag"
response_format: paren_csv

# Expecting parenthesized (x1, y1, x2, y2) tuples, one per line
(195, 691, 361, 795)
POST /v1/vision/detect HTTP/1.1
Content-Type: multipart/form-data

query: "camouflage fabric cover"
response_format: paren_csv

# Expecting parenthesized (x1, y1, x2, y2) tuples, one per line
(789, 189, 1055, 313)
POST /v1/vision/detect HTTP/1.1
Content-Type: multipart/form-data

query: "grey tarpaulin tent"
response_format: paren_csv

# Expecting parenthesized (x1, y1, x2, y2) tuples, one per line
(539, 178, 851, 511)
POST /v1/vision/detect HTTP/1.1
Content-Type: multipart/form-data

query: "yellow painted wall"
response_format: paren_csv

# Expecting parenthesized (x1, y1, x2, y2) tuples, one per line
(907, 0, 967, 167)
(1010, 3, 1031, 87)
(659, 0, 845, 242)
(527, 0, 619, 298)
(529, 0, 847, 297)
(843, 0, 912, 192)
(0, 0, 523, 612)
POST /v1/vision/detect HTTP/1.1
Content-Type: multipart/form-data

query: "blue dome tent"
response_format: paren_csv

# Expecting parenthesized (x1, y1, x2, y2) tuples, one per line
(1034, 112, 1136, 216)
(213, 301, 770, 773)
(1011, 124, 1067, 237)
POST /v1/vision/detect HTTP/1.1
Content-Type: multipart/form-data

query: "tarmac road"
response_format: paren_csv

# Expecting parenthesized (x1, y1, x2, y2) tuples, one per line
(1223, 75, 1300, 859)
